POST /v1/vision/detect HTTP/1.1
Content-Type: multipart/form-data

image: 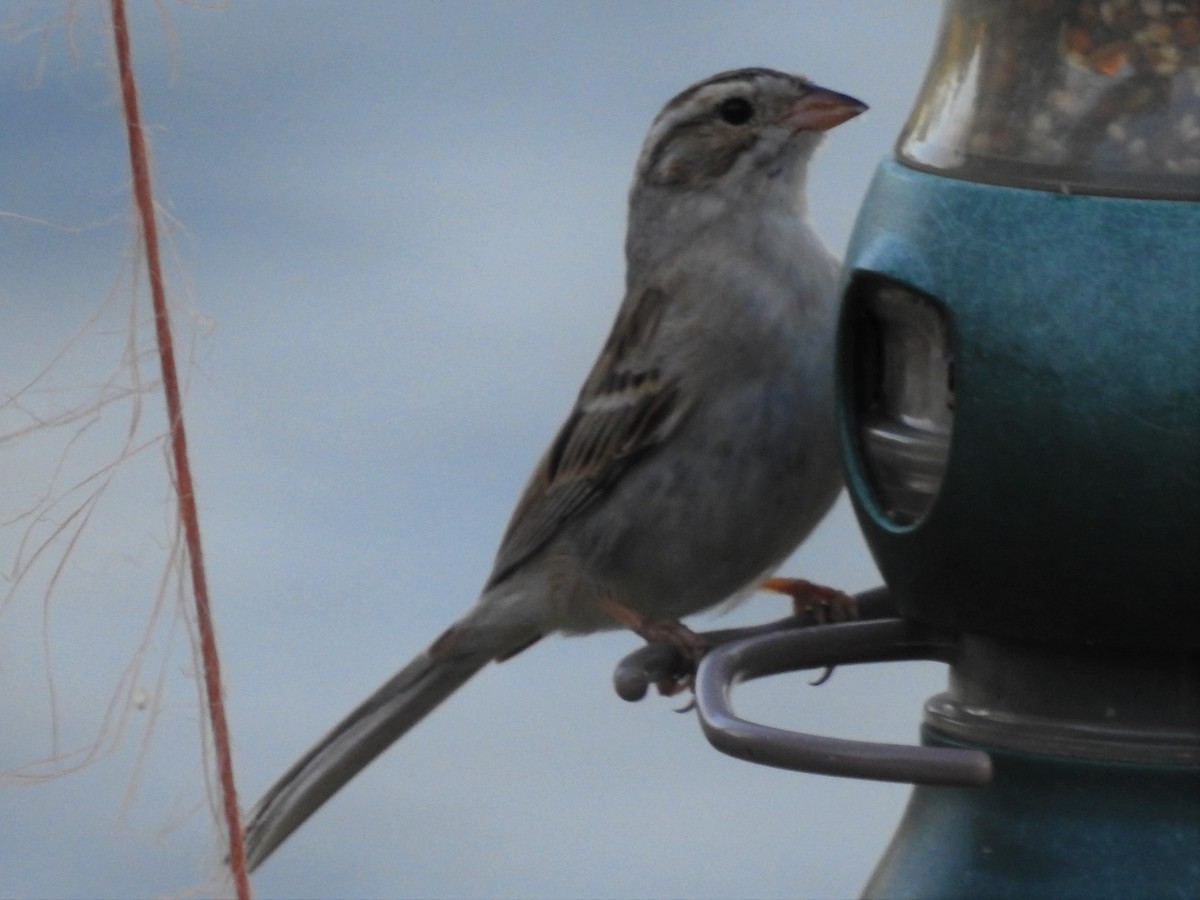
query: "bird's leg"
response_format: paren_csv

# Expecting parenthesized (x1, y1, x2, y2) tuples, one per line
(759, 577, 858, 686)
(595, 595, 707, 697)
(759, 577, 859, 624)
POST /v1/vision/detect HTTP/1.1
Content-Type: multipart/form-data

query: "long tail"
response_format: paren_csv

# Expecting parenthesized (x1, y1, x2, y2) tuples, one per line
(242, 615, 538, 871)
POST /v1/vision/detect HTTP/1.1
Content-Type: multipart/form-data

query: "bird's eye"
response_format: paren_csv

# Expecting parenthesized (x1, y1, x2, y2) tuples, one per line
(717, 96, 754, 125)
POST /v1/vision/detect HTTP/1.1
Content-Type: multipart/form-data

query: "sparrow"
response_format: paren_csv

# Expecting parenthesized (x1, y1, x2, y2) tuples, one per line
(243, 67, 866, 871)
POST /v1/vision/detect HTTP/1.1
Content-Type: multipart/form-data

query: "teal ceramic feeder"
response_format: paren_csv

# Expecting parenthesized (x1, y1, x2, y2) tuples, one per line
(837, 1, 1200, 895)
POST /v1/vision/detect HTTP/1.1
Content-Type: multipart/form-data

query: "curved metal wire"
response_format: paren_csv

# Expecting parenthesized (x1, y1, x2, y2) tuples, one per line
(694, 616, 992, 786)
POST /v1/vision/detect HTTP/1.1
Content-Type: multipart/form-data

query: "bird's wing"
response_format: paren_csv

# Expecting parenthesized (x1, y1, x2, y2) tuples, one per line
(485, 285, 690, 589)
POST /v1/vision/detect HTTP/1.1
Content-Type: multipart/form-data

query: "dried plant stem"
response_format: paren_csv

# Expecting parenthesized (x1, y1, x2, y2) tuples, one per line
(107, 2, 251, 896)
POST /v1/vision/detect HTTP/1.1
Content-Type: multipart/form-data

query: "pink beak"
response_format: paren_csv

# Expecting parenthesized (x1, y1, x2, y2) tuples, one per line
(784, 86, 868, 132)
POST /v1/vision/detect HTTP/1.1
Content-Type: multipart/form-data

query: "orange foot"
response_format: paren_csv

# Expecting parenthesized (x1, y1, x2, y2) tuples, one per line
(760, 577, 858, 624)
(759, 577, 857, 685)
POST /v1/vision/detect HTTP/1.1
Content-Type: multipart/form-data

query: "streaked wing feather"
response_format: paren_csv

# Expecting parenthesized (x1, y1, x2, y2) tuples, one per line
(486, 287, 686, 588)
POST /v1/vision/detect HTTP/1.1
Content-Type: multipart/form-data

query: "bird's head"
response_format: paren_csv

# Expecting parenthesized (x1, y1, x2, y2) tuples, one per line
(625, 68, 866, 272)
(634, 68, 866, 200)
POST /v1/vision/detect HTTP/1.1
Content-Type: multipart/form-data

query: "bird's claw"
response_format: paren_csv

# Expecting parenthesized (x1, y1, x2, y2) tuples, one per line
(759, 577, 859, 625)
(640, 620, 706, 702)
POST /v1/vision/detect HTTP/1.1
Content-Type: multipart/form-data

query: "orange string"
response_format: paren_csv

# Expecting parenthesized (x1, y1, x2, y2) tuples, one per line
(108, 3, 251, 896)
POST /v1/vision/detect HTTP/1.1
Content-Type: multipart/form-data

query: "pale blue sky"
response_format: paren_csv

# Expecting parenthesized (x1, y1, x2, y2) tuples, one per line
(0, 2, 945, 896)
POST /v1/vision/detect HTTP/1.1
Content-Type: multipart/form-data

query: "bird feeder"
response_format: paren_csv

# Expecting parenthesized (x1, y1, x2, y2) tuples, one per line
(684, 1, 1200, 895)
